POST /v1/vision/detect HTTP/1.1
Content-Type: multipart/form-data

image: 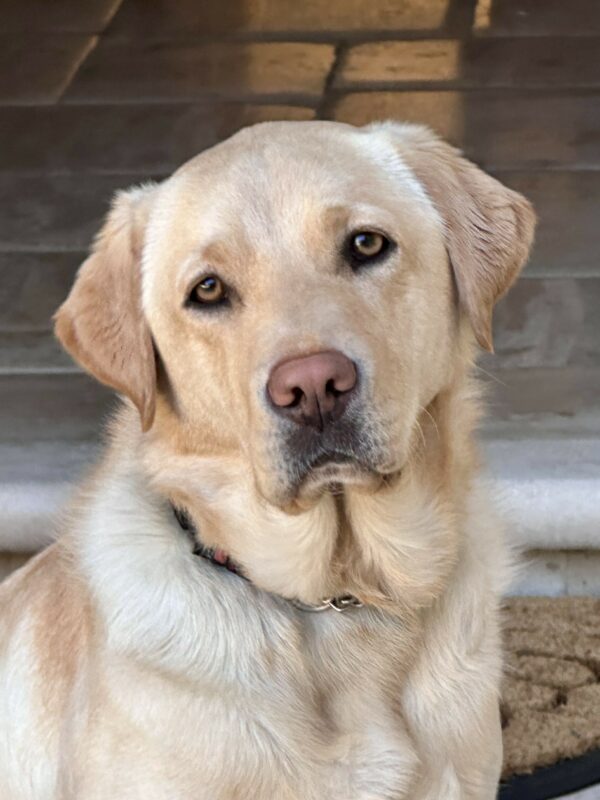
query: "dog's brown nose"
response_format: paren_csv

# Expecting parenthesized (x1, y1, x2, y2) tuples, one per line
(267, 350, 357, 430)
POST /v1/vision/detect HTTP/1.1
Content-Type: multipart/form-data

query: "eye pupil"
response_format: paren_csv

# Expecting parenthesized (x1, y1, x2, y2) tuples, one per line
(200, 277, 217, 292)
(350, 231, 388, 262)
(190, 274, 228, 306)
(357, 233, 375, 250)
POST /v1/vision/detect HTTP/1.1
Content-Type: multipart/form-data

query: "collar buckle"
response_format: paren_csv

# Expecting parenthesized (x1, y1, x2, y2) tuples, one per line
(292, 594, 363, 613)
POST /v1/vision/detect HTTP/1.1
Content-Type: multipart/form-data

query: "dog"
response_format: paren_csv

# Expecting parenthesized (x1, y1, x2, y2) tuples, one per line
(0, 121, 534, 799)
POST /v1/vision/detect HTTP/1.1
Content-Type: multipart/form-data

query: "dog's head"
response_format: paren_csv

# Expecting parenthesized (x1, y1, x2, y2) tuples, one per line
(55, 122, 534, 511)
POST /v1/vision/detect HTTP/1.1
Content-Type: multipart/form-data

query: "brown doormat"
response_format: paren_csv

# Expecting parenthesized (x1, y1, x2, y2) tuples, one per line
(500, 597, 600, 799)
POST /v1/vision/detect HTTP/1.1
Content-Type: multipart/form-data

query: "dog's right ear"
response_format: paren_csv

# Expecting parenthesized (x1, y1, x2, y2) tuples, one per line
(54, 185, 157, 432)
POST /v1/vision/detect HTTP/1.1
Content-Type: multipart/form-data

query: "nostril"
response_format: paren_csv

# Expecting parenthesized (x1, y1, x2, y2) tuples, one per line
(288, 386, 304, 408)
(325, 378, 339, 397)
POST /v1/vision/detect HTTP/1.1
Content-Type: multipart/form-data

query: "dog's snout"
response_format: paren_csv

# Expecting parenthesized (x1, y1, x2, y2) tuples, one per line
(267, 350, 357, 430)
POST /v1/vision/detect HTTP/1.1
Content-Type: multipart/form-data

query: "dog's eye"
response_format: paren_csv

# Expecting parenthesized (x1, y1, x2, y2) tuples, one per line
(189, 275, 229, 307)
(347, 231, 391, 266)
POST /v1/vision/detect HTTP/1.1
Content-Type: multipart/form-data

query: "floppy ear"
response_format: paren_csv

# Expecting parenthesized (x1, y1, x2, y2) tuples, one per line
(378, 123, 536, 351)
(54, 185, 157, 431)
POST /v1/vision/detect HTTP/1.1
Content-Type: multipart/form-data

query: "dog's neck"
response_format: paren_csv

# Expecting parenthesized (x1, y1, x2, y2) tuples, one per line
(122, 372, 482, 612)
(171, 502, 365, 613)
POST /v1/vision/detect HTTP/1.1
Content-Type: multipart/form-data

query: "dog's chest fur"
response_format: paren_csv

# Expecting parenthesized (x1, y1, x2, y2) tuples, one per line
(78, 606, 419, 799)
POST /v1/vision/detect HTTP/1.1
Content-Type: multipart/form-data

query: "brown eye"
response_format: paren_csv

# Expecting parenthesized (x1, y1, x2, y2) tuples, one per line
(190, 274, 228, 306)
(348, 231, 391, 265)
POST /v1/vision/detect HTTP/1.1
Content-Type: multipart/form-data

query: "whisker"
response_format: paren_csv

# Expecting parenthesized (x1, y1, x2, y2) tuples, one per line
(473, 364, 507, 387)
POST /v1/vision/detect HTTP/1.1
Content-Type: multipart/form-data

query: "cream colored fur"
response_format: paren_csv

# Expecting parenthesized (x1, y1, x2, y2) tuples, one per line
(0, 121, 534, 799)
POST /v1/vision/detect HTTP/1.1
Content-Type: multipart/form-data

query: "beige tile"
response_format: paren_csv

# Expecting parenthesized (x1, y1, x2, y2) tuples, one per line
(107, 0, 455, 38)
(65, 42, 334, 103)
(0, 35, 96, 105)
(338, 40, 463, 86)
(336, 38, 600, 88)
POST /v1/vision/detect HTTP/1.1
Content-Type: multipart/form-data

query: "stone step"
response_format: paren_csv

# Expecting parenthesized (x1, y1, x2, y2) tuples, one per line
(511, 551, 600, 598)
(0, 103, 315, 175)
(1, 91, 598, 176)
(0, 373, 110, 551)
(0, 369, 598, 553)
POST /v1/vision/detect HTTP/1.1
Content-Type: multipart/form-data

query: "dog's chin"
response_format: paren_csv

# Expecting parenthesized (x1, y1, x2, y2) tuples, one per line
(279, 456, 387, 513)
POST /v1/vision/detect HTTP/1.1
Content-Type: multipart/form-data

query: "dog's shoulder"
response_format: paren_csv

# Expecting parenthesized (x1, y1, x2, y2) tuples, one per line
(0, 543, 93, 796)
(1, 541, 88, 628)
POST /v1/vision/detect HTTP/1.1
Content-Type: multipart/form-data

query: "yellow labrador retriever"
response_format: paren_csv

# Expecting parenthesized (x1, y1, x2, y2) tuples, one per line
(0, 121, 534, 799)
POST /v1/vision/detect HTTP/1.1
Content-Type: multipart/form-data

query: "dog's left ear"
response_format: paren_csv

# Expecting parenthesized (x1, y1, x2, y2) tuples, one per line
(376, 123, 536, 351)
(54, 185, 157, 431)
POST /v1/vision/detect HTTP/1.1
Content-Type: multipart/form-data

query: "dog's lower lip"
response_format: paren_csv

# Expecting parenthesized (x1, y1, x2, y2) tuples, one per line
(309, 452, 354, 469)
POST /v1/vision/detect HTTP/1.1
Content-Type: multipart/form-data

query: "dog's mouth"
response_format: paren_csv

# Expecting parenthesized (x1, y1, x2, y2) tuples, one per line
(293, 448, 382, 496)
(308, 451, 355, 469)
(276, 410, 393, 504)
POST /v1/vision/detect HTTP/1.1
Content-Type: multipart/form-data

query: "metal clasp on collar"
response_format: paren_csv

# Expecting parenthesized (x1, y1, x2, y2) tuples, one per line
(293, 594, 363, 613)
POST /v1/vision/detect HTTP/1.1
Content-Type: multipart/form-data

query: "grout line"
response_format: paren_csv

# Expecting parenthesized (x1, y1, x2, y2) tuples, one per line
(315, 42, 346, 120)
(89, 29, 470, 45)
(58, 94, 323, 108)
(101, 0, 126, 33)
(0, 327, 55, 334)
(55, 35, 100, 104)
(88, 29, 600, 44)
(0, 368, 82, 376)
(2, 85, 600, 111)
(0, 246, 91, 254)
(324, 83, 600, 95)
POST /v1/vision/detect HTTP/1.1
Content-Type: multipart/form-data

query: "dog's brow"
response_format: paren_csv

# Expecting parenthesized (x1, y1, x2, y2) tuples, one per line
(200, 241, 230, 265)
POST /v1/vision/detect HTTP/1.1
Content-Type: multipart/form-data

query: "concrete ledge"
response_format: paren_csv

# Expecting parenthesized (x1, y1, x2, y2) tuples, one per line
(484, 437, 600, 550)
(0, 441, 98, 551)
(511, 550, 600, 597)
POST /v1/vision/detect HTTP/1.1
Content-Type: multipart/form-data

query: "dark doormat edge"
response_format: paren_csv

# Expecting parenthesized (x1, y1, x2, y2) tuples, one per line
(499, 748, 600, 800)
